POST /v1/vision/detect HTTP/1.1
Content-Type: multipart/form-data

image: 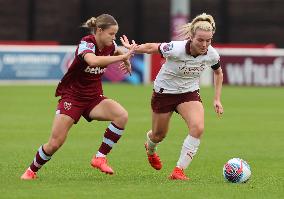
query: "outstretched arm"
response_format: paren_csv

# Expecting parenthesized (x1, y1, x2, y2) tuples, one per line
(120, 35, 160, 54)
(83, 44, 136, 68)
(213, 67, 224, 117)
(135, 43, 160, 54)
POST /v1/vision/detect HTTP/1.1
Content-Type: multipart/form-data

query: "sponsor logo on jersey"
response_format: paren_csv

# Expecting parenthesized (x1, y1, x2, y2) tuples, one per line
(84, 66, 106, 74)
(163, 43, 173, 52)
(179, 63, 206, 75)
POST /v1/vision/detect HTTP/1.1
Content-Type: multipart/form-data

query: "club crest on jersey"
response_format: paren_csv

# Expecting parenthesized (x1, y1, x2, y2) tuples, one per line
(64, 102, 72, 110)
(86, 42, 95, 49)
(163, 43, 173, 52)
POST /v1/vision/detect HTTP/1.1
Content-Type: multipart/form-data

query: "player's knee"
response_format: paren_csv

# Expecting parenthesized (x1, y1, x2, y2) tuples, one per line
(120, 110, 128, 123)
(191, 124, 204, 138)
(46, 139, 64, 154)
(114, 110, 128, 128)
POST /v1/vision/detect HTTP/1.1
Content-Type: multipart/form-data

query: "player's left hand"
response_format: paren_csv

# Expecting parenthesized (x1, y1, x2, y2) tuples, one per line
(214, 100, 224, 118)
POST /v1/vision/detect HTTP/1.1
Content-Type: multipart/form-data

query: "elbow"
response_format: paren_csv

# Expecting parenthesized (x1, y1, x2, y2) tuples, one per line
(215, 68, 223, 78)
(214, 71, 223, 83)
(218, 72, 223, 82)
(88, 61, 99, 67)
(88, 60, 97, 67)
(219, 71, 223, 79)
(87, 57, 107, 68)
(220, 70, 224, 80)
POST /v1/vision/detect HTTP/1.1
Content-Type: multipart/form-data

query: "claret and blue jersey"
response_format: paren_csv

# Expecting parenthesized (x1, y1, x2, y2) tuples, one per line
(55, 35, 116, 100)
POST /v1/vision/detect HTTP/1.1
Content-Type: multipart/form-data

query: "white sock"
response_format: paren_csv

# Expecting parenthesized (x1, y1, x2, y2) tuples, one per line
(146, 131, 158, 155)
(96, 151, 106, 158)
(177, 135, 200, 170)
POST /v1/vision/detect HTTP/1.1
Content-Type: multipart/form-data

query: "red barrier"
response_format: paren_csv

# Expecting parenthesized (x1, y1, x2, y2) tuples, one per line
(150, 53, 164, 81)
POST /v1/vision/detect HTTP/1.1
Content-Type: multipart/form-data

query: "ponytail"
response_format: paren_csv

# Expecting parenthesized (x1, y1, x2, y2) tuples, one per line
(177, 13, 216, 40)
(82, 14, 118, 34)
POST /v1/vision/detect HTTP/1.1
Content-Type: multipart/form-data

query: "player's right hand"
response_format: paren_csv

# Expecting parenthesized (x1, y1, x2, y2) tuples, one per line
(120, 35, 136, 50)
(213, 100, 224, 118)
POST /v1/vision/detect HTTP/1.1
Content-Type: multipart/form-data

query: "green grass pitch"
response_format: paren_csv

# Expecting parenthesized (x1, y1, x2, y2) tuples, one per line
(0, 84, 283, 199)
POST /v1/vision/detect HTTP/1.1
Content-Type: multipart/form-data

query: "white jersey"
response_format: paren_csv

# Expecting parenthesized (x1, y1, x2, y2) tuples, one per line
(154, 40, 220, 94)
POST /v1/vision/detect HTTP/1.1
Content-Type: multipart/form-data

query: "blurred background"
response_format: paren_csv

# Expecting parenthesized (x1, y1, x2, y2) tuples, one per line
(0, 0, 283, 85)
(0, 0, 283, 46)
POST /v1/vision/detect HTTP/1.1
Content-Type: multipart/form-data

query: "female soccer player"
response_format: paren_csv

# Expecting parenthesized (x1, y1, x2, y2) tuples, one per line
(21, 14, 136, 180)
(120, 13, 224, 180)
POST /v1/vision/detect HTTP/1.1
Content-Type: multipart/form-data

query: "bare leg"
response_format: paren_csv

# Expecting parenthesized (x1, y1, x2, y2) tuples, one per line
(88, 99, 128, 174)
(44, 114, 75, 155)
(146, 111, 173, 154)
(21, 114, 74, 179)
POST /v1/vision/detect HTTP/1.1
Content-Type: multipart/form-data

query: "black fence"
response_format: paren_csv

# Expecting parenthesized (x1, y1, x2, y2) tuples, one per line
(0, 0, 283, 47)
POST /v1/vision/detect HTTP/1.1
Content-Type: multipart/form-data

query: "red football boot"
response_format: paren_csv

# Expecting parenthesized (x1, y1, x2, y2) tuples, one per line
(169, 167, 189, 180)
(145, 143, 162, 170)
(91, 157, 114, 175)
(21, 168, 37, 180)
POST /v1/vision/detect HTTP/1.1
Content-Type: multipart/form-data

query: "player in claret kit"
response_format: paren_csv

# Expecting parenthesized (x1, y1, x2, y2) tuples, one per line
(21, 14, 136, 180)
(121, 13, 224, 180)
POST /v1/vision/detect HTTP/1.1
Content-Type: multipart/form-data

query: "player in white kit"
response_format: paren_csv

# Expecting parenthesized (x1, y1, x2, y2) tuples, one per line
(121, 13, 224, 180)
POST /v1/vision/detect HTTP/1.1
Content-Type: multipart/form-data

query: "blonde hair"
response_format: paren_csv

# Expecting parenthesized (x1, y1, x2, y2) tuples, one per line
(82, 14, 118, 34)
(177, 13, 216, 40)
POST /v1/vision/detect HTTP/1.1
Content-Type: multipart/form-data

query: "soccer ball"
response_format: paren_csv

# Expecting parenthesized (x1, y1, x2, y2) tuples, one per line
(223, 158, 251, 183)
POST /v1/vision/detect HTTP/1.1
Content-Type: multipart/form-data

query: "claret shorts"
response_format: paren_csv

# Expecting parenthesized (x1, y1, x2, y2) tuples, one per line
(56, 95, 107, 124)
(151, 90, 202, 113)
